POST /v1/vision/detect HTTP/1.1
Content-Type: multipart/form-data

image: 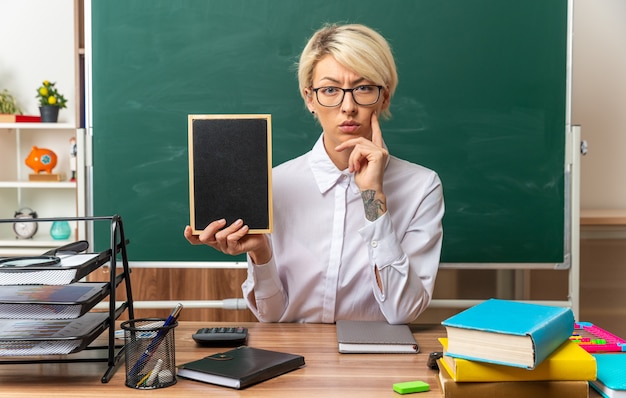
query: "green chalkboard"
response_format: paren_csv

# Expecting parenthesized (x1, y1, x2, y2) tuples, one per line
(90, 0, 568, 264)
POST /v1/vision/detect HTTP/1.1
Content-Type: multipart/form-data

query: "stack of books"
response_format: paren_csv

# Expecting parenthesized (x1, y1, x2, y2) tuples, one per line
(438, 299, 597, 397)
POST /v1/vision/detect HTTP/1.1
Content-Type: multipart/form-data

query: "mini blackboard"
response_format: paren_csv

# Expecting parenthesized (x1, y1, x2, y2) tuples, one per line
(188, 115, 272, 234)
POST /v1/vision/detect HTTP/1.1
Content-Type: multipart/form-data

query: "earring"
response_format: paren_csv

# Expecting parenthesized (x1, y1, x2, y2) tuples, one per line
(311, 110, 315, 114)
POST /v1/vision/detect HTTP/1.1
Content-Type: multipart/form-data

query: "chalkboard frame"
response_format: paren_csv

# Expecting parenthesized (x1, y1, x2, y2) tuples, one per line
(188, 114, 273, 234)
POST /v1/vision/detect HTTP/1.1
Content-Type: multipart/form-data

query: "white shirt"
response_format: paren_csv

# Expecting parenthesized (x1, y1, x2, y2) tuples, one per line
(241, 134, 444, 323)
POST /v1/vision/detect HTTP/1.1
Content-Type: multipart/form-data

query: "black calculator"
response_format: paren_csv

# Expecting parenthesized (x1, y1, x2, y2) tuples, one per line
(192, 326, 248, 347)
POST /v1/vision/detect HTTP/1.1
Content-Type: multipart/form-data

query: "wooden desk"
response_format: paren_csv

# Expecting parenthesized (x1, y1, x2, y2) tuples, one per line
(0, 322, 600, 397)
(0, 322, 439, 397)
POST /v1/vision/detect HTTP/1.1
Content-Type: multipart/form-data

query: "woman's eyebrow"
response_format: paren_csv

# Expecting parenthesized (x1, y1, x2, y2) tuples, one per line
(315, 77, 369, 86)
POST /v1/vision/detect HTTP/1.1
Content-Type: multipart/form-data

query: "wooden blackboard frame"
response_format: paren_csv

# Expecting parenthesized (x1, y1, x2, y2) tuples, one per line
(188, 114, 273, 235)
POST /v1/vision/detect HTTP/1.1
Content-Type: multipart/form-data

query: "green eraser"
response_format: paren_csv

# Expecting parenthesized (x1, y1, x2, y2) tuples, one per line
(393, 380, 430, 394)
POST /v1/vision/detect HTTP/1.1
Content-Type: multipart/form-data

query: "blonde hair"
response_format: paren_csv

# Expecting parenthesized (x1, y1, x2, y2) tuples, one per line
(297, 23, 398, 120)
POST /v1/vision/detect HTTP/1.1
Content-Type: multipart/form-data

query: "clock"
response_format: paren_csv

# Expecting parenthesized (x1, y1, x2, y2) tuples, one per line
(13, 208, 38, 239)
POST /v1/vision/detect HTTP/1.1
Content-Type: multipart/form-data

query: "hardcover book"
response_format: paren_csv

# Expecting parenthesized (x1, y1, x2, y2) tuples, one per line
(0, 114, 41, 123)
(438, 338, 596, 382)
(590, 354, 626, 398)
(441, 299, 574, 369)
(177, 346, 305, 389)
(336, 320, 419, 353)
(437, 359, 589, 398)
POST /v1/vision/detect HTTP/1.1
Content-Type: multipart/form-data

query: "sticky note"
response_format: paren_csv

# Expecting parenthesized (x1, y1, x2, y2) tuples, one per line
(393, 380, 430, 394)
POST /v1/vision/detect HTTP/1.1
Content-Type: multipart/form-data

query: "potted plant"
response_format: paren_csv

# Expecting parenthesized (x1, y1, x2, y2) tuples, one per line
(36, 80, 67, 123)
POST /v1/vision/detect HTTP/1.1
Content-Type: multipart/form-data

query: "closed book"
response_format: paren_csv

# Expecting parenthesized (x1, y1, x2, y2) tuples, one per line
(590, 354, 626, 398)
(336, 320, 418, 353)
(177, 346, 305, 389)
(437, 359, 589, 398)
(0, 114, 41, 122)
(438, 337, 596, 382)
(442, 298, 574, 369)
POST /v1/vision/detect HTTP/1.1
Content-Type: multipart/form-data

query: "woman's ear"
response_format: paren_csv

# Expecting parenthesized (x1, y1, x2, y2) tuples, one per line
(304, 88, 316, 114)
(381, 88, 391, 111)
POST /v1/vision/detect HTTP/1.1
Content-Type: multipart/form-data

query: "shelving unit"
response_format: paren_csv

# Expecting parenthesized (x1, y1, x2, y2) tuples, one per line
(2, 0, 83, 257)
(0, 215, 134, 383)
(0, 123, 86, 256)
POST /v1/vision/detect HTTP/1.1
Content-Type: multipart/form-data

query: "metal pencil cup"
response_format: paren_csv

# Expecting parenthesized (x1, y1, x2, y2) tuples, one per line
(121, 318, 178, 389)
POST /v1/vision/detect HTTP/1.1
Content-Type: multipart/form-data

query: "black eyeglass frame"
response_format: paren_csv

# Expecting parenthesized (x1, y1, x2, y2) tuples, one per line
(311, 85, 383, 107)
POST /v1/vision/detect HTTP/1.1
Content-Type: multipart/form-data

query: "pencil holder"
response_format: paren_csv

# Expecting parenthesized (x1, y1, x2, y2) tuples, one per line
(121, 318, 178, 389)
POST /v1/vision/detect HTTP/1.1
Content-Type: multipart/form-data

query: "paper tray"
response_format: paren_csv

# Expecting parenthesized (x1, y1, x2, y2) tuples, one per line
(0, 253, 107, 285)
(0, 312, 110, 356)
(0, 282, 110, 319)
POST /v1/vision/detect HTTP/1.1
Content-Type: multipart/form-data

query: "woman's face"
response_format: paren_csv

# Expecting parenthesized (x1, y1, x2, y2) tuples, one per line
(304, 55, 389, 155)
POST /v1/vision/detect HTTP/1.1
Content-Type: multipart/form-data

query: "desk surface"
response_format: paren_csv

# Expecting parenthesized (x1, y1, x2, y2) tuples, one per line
(0, 322, 599, 397)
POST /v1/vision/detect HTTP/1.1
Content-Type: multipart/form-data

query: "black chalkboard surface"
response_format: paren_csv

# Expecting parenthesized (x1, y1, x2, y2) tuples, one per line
(188, 115, 272, 234)
(90, 0, 569, 265)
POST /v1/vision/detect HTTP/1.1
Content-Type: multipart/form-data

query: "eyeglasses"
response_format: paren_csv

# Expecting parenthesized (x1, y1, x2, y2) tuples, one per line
(311, 85, 383, 107)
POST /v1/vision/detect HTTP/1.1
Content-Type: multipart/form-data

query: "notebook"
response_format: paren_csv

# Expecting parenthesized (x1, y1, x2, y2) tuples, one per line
(336, 320, 419, 353)
(590, 354, 626, 398)
(177, 346, 305, 389)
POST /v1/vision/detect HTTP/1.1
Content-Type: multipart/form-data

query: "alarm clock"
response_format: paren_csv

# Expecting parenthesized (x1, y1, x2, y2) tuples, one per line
(13, 208, 38, 239)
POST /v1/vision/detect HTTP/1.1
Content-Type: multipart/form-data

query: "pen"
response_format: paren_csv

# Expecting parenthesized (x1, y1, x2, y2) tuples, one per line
(129, 303, 183, 377)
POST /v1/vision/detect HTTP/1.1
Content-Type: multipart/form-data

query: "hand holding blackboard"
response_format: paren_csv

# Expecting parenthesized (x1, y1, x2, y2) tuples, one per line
(188, 114, 273, 235)
(183, 222, 272, 264)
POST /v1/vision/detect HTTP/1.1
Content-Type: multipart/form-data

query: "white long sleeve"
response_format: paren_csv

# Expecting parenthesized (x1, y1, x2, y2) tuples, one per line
(242, 134, 444, 323)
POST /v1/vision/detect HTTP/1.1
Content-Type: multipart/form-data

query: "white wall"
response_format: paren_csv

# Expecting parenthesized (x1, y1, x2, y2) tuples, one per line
(573, 0, 626, 209)
(0, 0, 76, 125)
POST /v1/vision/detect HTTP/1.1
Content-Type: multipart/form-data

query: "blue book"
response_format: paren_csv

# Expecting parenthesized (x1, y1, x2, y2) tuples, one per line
(590, 354, 626, 398)
(441, 299, 574, 369)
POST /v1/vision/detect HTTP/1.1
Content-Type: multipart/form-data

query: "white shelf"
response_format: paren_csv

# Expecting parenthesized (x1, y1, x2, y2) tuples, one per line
(0, 123, 75, 130)
(0, 237, 71, 247)
(0, 181, 76, 188)
(0, 237, 73, 256)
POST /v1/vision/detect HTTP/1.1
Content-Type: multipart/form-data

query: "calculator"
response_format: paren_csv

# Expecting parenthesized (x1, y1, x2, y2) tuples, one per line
(192, 326, 248, 347)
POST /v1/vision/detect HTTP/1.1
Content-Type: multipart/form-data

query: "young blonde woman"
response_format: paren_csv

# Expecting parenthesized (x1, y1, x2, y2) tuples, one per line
(185, 23, 444, 324)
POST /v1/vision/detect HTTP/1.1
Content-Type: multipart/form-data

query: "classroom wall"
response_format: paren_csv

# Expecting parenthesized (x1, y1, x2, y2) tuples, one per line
(0, 0, 77, 126)
(3, 1, 624, 331)
(573, 0, 626, 208)
(6, 1, 620, 209)
(90, 1, 625, 333)
(571, 0, 626, 337)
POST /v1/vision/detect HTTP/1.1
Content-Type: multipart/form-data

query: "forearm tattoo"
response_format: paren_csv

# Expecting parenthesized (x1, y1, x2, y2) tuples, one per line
(361, 189, 384, 221)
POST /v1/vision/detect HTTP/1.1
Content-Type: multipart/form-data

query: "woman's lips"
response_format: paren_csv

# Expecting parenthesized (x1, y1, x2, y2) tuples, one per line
(339, 121, 360, 133)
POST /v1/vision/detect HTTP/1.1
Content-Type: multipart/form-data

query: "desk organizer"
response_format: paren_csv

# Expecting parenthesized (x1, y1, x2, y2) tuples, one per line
(0, 215, 135, 383)
(0, 282, 110, 319)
